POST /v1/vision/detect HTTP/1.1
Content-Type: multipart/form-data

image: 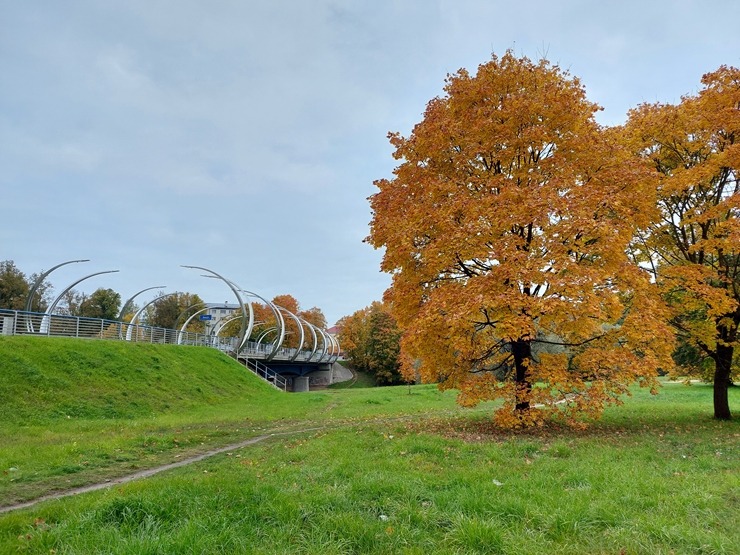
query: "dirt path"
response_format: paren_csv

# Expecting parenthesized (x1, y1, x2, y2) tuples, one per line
(0, 404, 498, 515)
(0, 428, 319, 515)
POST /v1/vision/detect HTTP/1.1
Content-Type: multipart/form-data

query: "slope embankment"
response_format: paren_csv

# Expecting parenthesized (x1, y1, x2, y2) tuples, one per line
(0, 336, 279, 424)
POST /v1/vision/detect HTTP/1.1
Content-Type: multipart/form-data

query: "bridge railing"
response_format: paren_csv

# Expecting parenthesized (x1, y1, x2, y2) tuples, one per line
(0, 309, 213, 346)
(244, 358, 288, 391)
(0, 309, 337, 363)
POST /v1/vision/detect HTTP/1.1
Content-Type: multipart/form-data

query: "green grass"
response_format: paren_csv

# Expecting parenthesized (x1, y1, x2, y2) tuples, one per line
(0, 336, 738, 553)
(0, 337, 471, 506)
(328, 362, 378, 389)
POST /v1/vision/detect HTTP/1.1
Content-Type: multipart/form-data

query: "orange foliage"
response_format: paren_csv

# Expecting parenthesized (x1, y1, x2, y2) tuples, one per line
(338, 302, 403, 384)
(624, 66, 740, 419)
(368, 52, 674, 427)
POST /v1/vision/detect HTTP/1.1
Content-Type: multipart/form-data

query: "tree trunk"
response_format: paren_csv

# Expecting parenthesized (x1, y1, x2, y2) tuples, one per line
(714, 342, 733, 420)
(713, 313, 737, 421)
(512, 339, 532, 412)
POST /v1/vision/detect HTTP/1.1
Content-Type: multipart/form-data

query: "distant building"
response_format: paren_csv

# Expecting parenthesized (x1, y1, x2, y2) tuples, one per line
(204, 302, 240, 333)
(326, 324, 343, 357)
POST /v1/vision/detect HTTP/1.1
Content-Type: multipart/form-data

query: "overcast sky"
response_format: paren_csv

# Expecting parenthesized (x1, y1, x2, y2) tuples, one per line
(2, 1, 739, 325)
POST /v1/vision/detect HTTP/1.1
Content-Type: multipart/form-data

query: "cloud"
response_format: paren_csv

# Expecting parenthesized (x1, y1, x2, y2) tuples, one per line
(2, 0, 739, 326)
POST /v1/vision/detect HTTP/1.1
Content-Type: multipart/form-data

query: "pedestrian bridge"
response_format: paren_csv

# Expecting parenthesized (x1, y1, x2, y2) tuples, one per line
(3, 263, 342, 391)
(0, 308, 340, 392)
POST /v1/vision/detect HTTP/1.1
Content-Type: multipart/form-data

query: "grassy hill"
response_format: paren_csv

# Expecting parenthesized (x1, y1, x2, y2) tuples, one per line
(0, 336, 466, 507)
(0, 336, 280, 423)
(0, 336, 738, 553)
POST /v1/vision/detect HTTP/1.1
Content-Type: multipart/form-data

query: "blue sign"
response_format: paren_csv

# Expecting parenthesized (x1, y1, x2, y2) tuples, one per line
(199, 314, 213, 321)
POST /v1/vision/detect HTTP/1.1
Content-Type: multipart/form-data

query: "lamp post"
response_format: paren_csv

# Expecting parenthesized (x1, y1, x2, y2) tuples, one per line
(181, 266, 250, 353)
(24, 259, 89, 332)
(40, 269, 119, 334)
(124, 292, 178, 341)
(117, 285, 166, 339)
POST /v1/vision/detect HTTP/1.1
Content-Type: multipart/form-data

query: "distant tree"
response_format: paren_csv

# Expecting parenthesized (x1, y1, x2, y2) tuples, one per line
(221, 295, 328, 351)
(79, 288, 121, 320)
(366, 303, 403, 385)
(624, 65, 740, 420)
(272, 294, 303, 349)
(25, 271, 52, 313)
(58, 289, 86, 316)
(368, 52, 674, 426)
(246, 302, 275, 341)
(339, 302, 403, 385)
(300, 306, 328, 330)
(147, 292, 205, 330)
(338, 307, 371, 373)
(0, 260, 30, 309)
(272, 294, 299, 315)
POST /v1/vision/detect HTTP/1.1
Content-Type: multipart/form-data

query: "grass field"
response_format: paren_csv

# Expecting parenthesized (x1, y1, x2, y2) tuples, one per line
(328, 363, 378, 389)
(0, 336, 738, 554)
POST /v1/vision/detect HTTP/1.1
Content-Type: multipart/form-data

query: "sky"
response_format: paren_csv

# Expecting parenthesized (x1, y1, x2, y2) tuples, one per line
(2, 0, 739, 326)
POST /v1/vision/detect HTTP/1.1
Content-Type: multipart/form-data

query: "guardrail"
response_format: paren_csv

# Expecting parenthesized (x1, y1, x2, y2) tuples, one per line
(0, 309, 337, 365)
(0, 309, 215, 346)
(244, 358, 288, 391)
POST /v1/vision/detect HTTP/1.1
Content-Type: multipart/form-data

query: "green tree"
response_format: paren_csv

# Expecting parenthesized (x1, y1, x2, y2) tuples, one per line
(338, 302, 403, 385)
(147, 292, 205, 330)
(79, 288, 121, 320)
(58, 289, 84, 316)
(338, 307, 370, 373)
(366, 303, 403, 385)
(25, 271, 52, 313)
(0, 260, 30, 309)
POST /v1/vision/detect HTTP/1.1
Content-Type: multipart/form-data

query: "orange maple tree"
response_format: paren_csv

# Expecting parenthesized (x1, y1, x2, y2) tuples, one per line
(299, 306, 327, 330)
(624, 66, 740, 420)
(368, 52, 674, 427)
(338, 302, 403, 385)
(218, 294, 327, 353)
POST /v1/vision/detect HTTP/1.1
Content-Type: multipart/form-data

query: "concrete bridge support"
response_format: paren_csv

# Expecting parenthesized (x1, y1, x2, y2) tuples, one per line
(293, 376, 310, 392)
(307, 364, 334, 387)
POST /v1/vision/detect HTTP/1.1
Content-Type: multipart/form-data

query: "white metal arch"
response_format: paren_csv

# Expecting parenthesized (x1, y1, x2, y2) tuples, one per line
(241, 290, 285, 361)
(40, 269, 120, 334)
(182, 266, 252, 352)
(125, 292, 178, 341)
(178, 306, 209, 344)
(274, 304, 305, 362)
(298, 317, 319, 361)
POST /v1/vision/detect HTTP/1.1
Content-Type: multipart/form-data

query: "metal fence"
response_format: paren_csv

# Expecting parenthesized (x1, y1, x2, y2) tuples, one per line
(0, 309, 216, 346)
(0, 309, 336, 367)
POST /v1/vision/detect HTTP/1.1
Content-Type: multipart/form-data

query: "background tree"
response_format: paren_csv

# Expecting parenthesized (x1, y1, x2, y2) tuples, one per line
(338, 302, 403, 385)
(248, 301, 276, 341)
(146, 292, 205, 330)
(25, 271, 52, 313)
(366, 303, 403, 385)
(299, 306, 329, 352)
(0, 260, 30, 309)
(338, 307, 371, 373)
(78, 288, 121, 320)
(369, 52, 674, 426)
(624, 66, 739, 420)
(272, 294, 303, 349)
(220, 295, 328, 351)
(58, 289, 85, 316)
(299, 306, 327, 330)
